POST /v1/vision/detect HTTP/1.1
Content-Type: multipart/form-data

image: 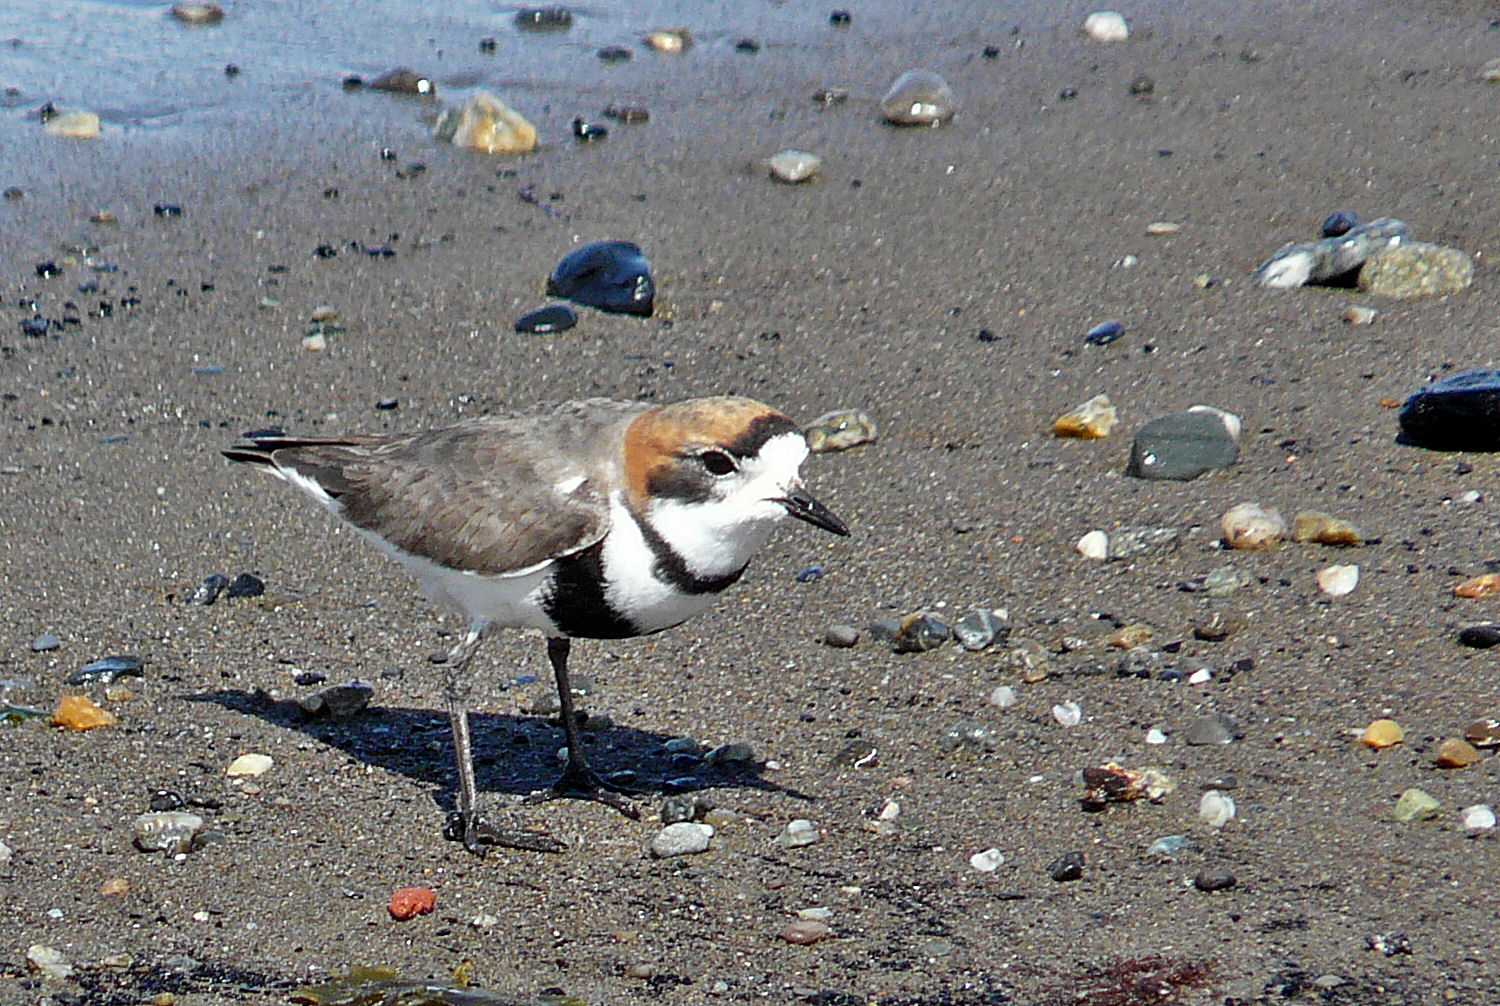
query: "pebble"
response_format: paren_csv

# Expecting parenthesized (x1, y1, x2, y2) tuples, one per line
(546, 241, 655, 316)
(1076, 530, 1109, 561)
(781, 920, 831, 945)
(1359, 718, 1404, 749)
(1199, 790, 1236, 828)
(1254, 217, 1407, 288)
(434, 91, 536, 153)
(571, 117, 608, 141)
(1458, 624, 1500, 649)
(369, 69, 434, 96)
(988, 685, 1017, 708)
(953, 609, 1010, 651)
(1047, 850, 1084, 881)
(826, 738, 877, 769)
(514, 6, 572, 30)
(0, 839, 11, 864)
(1184, 714, 1241, 746)
(1398, 369, 1500, 451)
(1433, 737, 1479, 768)
(1291, 511, 1362, 546)
(1146, 834, 1190, 855)
(642, 27, 691, 53)
(170, 2, 224, 24)
(776, 819, 821, 848)
(997, 639, 1051, 682)
(1220, 502, 1286, 550)
(969, 848, 1005, 872)
(31, 633, 60, 652)
(804, 409, 877, 453)
(133, 811, 204, 854)
(302, 332, 327, 352)
(1480, 57, 1500, 82)
(1191, 611, 1241, 641)
(889, 612, 950, 653)
(1317, 564, 1359, 597)
(767, 150, 823, 184)
(1127, 411, 1238, 481)
(227, 572, 265, 598)
(1145, 727, 1168, 745)
(1079, 763, 1174, 808)
(880, 69, 957, 126)
(602, 103, 649, 123)
(298, 681, 374, 718)
(1052, 701, 1082, 727)
(514, 304, 578, 334)
(1321, 211, 1359, 237)
(1144, 219, 1177, 233)
(100, 876, 128, 896)
(596, 45, 631, 62)
(705, 741, 756, 763)
(650, 822, 714, 858)
(226, 753, 273, 777)
(1052, 394, 1117, 438)
(1454, 573, 1500, 598)
(1460, 804, 1496, 831)
(940, 720, 1001, 753)
(1341, 305, 1379, 326)
(1393, 788, 1440, 822)
(821, 624, 859, 648)
(1193, 865, 1237, 892)
(797, 906, 834, 921)
(26, 945, 73, 981)
(1082, 11, 1129, 41)
(1106, 623, 1153, 649)
(52, 694, 116, 731)
(185, 572, 230, 605)
(42, 111, 101, 139)
(1358, 241, 1474, 298)
(1083, 321, 1124, 346)
(1463, 718, 1500, 747)
(388, 886, 436, 920)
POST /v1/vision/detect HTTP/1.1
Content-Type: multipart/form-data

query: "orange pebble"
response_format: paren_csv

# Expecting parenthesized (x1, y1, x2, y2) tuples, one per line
(388, 886, 435, 920)
(52, 694, 116, 731)
(1454, 573, 1500, 598)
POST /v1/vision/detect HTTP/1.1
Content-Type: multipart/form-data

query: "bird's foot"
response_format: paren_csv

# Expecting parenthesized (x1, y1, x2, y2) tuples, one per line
(442, 810, 568, 854)
(525, 765, 642, 820)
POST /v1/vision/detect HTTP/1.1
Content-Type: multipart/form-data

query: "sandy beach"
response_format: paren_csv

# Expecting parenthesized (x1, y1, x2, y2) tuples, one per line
(3, 0, 1500, 1002)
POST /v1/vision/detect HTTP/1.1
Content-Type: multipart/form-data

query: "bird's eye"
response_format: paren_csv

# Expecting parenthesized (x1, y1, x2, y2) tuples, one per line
(699, 449, 737, 476)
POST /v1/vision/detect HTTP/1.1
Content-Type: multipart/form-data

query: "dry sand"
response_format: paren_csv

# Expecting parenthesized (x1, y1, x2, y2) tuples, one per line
(3, 0, 1500, 1002)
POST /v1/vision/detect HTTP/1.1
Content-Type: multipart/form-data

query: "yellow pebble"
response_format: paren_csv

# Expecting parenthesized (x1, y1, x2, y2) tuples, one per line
(1361, 719, 1404, 749)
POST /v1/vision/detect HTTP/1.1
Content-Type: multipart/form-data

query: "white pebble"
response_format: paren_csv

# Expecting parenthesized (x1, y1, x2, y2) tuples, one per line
(1083, 11, 1129, 42)
(650, 821, 714, 858)
(878, 799, 901, 822)
(776, 818, 821, 848)
(797, 906, 834, 920)
(226, 752, 273, 777)
(1187, 668, 1212, 685)
(1052, 700, 1082, 727)
(1199, 790, 1236, 828)
(1145, 727, 1167, 745)
(1317, 564, 1359, 597)
(1221, 502, 1287, 550)
(1077, 530, 1108, 560)
(968, 848, 1005, 872)
(302, 332, 327, 352)
(1461, 804, 1496, 831)
(1459, 489, 1483, 505)
(989, 685, 1017, 708)
(766, 150, 823, 184)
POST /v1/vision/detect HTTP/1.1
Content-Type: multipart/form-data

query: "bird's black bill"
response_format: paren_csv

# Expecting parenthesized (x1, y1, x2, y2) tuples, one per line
(777, 486, 850, 536)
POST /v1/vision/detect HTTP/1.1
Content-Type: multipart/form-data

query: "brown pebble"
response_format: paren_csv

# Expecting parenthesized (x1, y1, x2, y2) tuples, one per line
(1107, 623, 1153, 649)
(100, 877, 130, 898)
(52, 694, 116, 731)
(388, 886, 435, 920)
(781, 919, 831, 945)
(624, 961, 655, 979)
(1291, 510, 1362, 547)
(1463, 718, 1500, 748)
(1434, 737, 1480, 768)
(1361, 719, 1403, 749)
(1377, 396, 1402, 409)
(1454, 573, 1500, 598)
(1194, 866, 1237, 891)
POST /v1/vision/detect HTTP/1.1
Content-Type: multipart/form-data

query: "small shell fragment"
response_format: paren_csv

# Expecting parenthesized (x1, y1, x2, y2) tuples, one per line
(1082, 11, 1129, 42)
(642, 27, 691, 52)
(1053, 394, 1117, 439)
(226, 753, 274, 777)
(805, 409, 877, 453)
(52, 694, 116, 731)
(1361, 718, 1403, 749)
(1076, 530, 1109, 560)
(1199, 790, 1236, 828)
(766, 150, 822, 184)
(1454, 574, 1500, 598)
(1221, 502, 1286, 550)
(1317, 563, 1359, 597)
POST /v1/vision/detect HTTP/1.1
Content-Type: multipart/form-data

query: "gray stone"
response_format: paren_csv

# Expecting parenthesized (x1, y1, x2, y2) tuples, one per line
(1399, 369, 1500, 451)
(1106, 526, 1181, 560)
(822, 624, 860, 648)
(649, 822, 713, 858)
(1359, 242, 1473, 299)
(1183, 713, 1242, 746)
(953, 609, 1010, 651)
(1126, 411, 1237, 481)
(30, 634, 60, 652)
(1255, 217, 1408, 288)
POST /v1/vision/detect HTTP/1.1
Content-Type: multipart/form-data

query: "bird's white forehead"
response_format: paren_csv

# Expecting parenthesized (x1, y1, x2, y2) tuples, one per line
(753, 430, 810, 476)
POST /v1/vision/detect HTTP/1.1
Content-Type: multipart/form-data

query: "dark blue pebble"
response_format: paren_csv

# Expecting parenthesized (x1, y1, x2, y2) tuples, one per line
(1085, 321, 1123, 346)
(226, 572, 265, 598)
(1320, 210, 1359, 238)
(515, 304, 578, 334)
(794, 565, 825, 582)
(67, 654, 144, 685)
(1399, 369, 1500, 451)
(571, 118, 608, 141)
(546, 241, 655, 316)
(186, 572, 230, 606)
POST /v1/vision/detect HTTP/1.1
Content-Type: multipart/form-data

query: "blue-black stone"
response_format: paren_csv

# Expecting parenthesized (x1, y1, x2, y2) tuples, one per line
(546, 241, 655, 316)
(1398, 369, 1500, 451)
(1085, 321, 1123, 346)
(1320, 210, 1359, 238)
(515, 304, 578, 334)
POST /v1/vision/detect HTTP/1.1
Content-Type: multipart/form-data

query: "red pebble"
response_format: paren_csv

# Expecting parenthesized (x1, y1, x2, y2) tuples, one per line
(388, 886, 436, 920)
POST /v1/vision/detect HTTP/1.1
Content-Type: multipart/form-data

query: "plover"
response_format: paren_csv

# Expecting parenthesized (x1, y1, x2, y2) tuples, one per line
(223, 396, 848, 851)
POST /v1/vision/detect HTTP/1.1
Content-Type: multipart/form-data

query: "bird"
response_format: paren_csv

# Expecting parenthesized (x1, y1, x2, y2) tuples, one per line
(223, 396, 849, 851)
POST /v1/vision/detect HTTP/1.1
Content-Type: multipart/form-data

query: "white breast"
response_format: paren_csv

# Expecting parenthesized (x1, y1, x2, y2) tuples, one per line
(598, 493, 720, 634)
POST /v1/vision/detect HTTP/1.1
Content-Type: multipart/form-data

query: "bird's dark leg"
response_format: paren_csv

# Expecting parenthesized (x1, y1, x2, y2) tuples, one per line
(440, 628, 566, 853)
(527, 636, 640, 818)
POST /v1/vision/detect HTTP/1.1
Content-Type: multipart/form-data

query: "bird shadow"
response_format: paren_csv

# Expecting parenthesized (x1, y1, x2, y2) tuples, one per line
(186, 689, 814, 814)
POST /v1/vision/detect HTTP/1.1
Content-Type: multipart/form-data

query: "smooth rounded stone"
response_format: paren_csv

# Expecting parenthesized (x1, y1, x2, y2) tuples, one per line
(1434, 737, 1479, 768)
(1393, 788, 1440, 822)
(1107, 526, 1180, 560)
(514, 304, 578, 334)
(571, 117, 608, 141)
(1458, 623, 1500, 649)
(781, 919, 831, 945)
(1463, 717, 1500, 747)
(369, 68, 434, 96)
(1083, 321, 1123, 346)
(546, 241, 654, 316)
(969, 847, 1005, 872)
(880, 69, 956, 126)
(805, 409, 877, 453)
(649, 821, 713, 858)
(26, 945, 73, 981)
(134, 811, 205, 854)
(602, 103, 649, 123)
(66, 654, 143, 686)
(776, 818, 821, 848)
(226, 752, 273, 777)
(226, 572, 265, 598)
(301, 331, 328, 353)
(659, 792, 711, 825)
(1360, 718, 1403, 749)
(1077, 530, 1108, 560)
(185, 572, 230, 606)
(1454, 573, 1500, 598)
(1342, 305, 1379, 326)
(1047, 850, 1085, 882)
(1399, 370, 1500, 451)
(1193, 865, 1238, 892)
(53, 694, 115, 731)
(1116, 647, 1165, 679)
(1145, 727, 1168, 745)
(1191, 611, 1243, 642)
(1358, 242, 1474, 299)
(642, 27, 691, 52)
(1126, 411, 1238, 481)
(514, 6, 573, 30)
(1199, 790, 1236, 828)
(1147, 834, 1191, 855)
(705, 741, 756, 763)
(1320, 211, 1359, 238)
(43, 110, 101, 139)
(298, 680, 373, 718)
(1052, 394, 1117, 438)
(170, 2, 224, 23)
(1221, 502, 1286, 551)
(1080, 763, 1174, 808)
(890, 612, 950, 653)
(766, 150, 823, 184)
(596, 45, 631, 62)
(1461, 804, 1496, 831)
(953, 608, 1010, 651)
(1292, 511, 1362, 546)
(997, 639, 1051, 682)
(1052, 700, 1082, 727)
(1144, 219, 1177, 232)
(821, 623, 859, 648)
(31, 633, 61, 652)
(1317, 564, 1359, 597)
(940, 719, 1001, 754)
(1106, 623, 1153, 650)
(1082, 10, 1128, 41)
(1254, 217, 1407, 288)
(1184, 713, 1241, 746)
(989, 685, 1017, 708)
(434, 91, 536, 153)
(1480, 57, 1500, 82)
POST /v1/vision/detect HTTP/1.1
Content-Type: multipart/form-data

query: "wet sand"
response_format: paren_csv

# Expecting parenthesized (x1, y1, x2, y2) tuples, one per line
(3, 0, 1500, 1002)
